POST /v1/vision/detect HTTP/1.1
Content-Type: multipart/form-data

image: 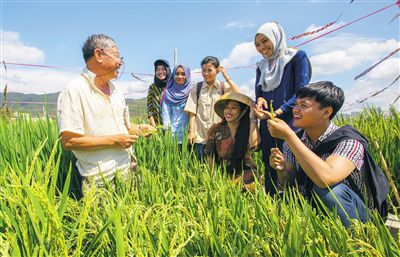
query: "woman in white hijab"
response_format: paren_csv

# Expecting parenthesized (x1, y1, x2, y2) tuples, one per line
(253, 21, 312, 196)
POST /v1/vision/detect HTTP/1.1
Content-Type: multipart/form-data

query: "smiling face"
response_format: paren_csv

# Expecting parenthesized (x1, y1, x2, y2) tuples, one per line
(224, 100, 242, 123)
(174, 66, 187, 86)
(292, 97, 332, 129)
(201, 62, 218, 84)
(155, 65, 167, 80)
(254, 34, 274, 59)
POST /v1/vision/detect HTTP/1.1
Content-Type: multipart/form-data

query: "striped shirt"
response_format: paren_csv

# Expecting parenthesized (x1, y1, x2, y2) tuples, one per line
(283, 123, 371, 206)
(146, 83, 164, 125)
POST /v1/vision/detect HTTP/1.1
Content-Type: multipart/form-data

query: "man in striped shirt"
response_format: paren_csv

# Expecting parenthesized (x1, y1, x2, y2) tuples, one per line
(266, 81, 370, 228)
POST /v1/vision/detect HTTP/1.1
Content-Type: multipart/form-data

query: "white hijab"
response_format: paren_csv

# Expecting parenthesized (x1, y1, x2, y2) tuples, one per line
(255, 22, 298, 92)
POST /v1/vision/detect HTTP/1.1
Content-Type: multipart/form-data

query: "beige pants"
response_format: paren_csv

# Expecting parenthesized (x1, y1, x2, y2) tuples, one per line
(82, 155, 137, 195)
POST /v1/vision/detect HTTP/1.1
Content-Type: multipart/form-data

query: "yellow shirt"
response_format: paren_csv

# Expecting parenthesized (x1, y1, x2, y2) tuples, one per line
(184, 80, 230, 144)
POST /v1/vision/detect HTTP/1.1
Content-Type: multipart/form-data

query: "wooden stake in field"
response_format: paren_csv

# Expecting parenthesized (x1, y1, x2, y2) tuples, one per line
(373, 140, 400, 208)
(0, 61, 11, 117)
(0, 84, 10, 117)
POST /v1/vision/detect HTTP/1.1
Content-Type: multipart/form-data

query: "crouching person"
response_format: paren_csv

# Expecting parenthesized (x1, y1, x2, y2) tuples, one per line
(205, 92, 261, 192)
(267, 81, 389, 228)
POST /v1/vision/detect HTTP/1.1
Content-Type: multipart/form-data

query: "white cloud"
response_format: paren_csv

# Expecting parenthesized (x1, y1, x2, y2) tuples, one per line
(0, 30, 141, 95)
(307, 33, 380, 54)
(302, 21, 347, 39)
(3, 66, 143, 95)
(220, 41, 258, 68)
(1, 29, 45, 63)
(343, 82, 399, 112)
(0, 29, 72, 94)
(309, 33, 399, 75)
(237, 77, 256, 99)
(310, 50, 358, 74)
(4, 68, 79, 94)
(190, 68, 203, 83)
(119, 80, 149, 99)
(218, 33, 399, 112)
(343, 58, 400, 112)
(225, 21, 256, 29)
(359, 58, 399, 80)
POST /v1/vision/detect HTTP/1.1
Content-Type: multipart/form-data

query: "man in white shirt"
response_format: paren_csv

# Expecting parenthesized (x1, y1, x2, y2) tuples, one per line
(57, 34, 153, 192)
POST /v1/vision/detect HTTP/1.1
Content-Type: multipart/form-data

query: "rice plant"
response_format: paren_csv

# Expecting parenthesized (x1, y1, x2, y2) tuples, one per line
(0, 107, 399, 256)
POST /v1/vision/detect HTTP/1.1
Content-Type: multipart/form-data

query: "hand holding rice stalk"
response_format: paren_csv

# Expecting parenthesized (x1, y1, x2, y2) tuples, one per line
(269, 100, 276, 121)
(256, 98, 275, 120)
(129, 125, 160, 137)
(269, 100, 278, 147)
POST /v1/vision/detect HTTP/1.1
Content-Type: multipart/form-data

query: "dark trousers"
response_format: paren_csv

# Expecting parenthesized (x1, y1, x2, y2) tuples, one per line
(313, 183, 369, 228)
(263, 138, 285, 197)
(193, 143, 205, 161)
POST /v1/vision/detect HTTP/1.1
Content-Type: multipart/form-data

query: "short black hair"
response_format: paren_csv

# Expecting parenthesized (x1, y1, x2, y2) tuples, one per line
(201, 56, 220, 68)
(297, 81, 344, 120)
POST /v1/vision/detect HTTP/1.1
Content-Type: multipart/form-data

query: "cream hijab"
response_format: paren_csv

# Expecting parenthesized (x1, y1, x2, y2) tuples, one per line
(255, 22, 298, 92)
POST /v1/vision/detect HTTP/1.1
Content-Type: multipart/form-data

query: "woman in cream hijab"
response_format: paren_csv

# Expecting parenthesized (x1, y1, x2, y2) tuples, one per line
(253, 21, 312, 196)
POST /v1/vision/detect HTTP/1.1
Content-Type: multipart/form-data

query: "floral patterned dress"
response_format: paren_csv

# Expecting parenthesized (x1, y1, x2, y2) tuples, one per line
(205, 123, 259, 188)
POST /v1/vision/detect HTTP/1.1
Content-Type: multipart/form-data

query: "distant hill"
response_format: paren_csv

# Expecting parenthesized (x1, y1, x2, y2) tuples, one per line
(0, 92, 147, 119)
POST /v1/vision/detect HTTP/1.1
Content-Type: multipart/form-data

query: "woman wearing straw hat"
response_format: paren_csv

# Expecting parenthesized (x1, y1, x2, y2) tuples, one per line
(205, 91, 261, 191)
(253, 21, 312, 196)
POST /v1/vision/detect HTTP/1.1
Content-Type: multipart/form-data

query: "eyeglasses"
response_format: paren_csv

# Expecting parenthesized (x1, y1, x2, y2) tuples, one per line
(98, 48, 125, 80)
(100, 49, 124, 64)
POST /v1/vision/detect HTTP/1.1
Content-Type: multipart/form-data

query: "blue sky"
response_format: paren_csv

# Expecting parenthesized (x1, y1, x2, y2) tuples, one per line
(1, 0, 399, 112)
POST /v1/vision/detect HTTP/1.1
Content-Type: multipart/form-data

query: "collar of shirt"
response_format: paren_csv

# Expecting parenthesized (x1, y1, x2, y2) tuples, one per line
(81, 68, 115, 99)
(82, 67, 96, 85)
(301, 122, 338, 148)
(201, 80, 220, 89)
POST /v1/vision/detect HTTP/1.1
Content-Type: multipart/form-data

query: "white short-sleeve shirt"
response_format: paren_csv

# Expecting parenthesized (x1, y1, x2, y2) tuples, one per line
(57, 68, 132, 177)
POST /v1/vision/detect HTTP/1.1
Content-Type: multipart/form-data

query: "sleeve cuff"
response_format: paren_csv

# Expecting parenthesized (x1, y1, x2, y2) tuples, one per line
(58, 128, 85, 136)
(280, 104, 290, 113)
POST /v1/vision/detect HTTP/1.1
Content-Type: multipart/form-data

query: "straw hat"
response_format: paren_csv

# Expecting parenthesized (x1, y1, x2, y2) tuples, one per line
(214, 92, 253, 119)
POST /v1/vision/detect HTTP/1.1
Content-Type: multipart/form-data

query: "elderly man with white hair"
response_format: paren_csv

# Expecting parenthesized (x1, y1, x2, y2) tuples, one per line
(57, 34, 154, 193)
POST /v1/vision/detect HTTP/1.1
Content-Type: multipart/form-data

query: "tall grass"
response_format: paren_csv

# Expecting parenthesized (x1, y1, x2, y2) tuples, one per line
(335, 106, 400, 201)
(0, 107, 399, 256)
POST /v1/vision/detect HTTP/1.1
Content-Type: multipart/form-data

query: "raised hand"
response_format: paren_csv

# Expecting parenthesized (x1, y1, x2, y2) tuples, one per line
(266, 118, 293, 140)
(254, 108, 274, 120)
(254, 97, 273, 120)
(217, 66, 228, 78)
(256, 97, 268, 111)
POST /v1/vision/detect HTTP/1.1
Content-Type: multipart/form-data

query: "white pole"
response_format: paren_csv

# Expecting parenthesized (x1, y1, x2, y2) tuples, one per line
(174, 48, 177, 66)
(42, 105, 46, 118)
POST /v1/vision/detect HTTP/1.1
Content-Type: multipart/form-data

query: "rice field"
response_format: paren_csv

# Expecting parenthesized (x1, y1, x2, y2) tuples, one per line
(0, 107, 399, 256)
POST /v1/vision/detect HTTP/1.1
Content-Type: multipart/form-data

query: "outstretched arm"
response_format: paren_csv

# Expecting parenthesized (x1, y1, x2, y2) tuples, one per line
(60, 131, 138, 151)
(267, 119, 356, 188)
